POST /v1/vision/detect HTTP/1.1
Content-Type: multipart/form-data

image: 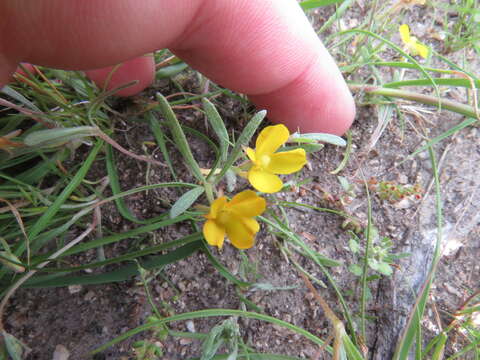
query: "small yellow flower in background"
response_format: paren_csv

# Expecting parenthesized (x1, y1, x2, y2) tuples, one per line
(203, 190, 266, 250)
(399, 24, 429, 59)
(245, 124, 307, 193)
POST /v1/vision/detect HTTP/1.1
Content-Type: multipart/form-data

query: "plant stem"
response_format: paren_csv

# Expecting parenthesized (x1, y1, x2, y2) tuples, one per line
(204, 182, 215, 204)
(349, 84, 479, 120)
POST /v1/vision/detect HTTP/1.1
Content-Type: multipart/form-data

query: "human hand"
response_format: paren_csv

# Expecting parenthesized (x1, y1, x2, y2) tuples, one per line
(0, 0, 355, 134)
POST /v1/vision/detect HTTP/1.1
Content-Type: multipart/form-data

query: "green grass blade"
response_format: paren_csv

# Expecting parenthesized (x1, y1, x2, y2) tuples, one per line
(24, 140, 103, 248)
(191, 353, 306, 360)
(106, 144, 166, 224)
(360, 182, 373, 340)
(446, 336, 480, 360)
(24, 240, 202, 287)
(201, 243, 251, 287)
(384, 78, 480, 89)
(92, 309, 329, 355)
(401, 117, 477, 163)
(52, 215, 192, 258)
(340, 29, 439, 99)
(431, 332, 447, 360)
(393, 146, 443, 360)
(33, 225, 198, 270)
(300, 0, 344, 11)
(318, 0, 355, 33)
(366, 62, 456, 74)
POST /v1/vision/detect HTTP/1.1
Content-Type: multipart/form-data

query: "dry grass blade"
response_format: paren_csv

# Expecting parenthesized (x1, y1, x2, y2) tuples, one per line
(0, 130, 24, 154)
(94, 128, 166, 167)
(298, 270, 349, 360)
(0, 198, 30, 264)
(0, 98, 55, 128)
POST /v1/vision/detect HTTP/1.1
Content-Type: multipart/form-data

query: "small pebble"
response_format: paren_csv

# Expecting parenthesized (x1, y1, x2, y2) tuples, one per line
(52, 345, 70, 360)
(179, 338, 193, 346)
(186, 320, 195, 333)
(68, 285, 82, 294)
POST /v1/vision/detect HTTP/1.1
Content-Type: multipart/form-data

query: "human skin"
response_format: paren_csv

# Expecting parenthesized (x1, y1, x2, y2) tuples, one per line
(0, 0, 355, 134)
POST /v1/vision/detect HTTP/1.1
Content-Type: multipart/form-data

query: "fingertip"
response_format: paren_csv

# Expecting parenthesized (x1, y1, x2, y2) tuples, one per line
(249, 57, 355, 136)
(85, 55, 155, 97)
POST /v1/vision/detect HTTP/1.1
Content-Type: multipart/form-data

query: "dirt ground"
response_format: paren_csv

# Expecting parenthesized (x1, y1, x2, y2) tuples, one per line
(5, 2, 480, 359)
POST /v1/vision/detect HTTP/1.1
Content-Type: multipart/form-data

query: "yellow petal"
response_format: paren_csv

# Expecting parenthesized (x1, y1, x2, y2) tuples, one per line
(248, 167, 283, 193)
(242, 217, 260, 234)
(228, 190, 266, 217)
(205, 196, 227, 220)
(414, 41, 429, 59)
(399, 24, 411, 44)
(266, 149, 307, 175)
(245, 147, 256, 162)
(203, 220, 225, 248)
(225, 217, 257, 249)
(255, 124, 290, 156)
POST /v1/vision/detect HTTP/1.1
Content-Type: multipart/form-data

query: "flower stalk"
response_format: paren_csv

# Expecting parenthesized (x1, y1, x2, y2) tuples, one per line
(348, 84, 479, 120)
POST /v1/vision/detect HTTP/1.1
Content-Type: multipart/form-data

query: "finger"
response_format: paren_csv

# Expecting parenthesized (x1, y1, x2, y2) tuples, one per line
(1, 0, 354, 134)
(85, 55, 155, 97)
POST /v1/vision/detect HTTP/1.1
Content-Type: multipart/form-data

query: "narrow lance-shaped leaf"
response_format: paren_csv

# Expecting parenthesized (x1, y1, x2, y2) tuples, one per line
(289, 132, 346, 147)
(202, 98, 229, 162)
(24, 126, 97, 147)
(214, 110, 266, 182)
(170, 187, 205, 219)
(156, 93, 204, 182)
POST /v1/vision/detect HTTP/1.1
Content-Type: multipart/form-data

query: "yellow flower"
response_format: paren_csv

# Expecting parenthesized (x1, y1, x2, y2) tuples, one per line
(399, 24, 429, 59)
(245, 124, 307, 193)
(203, 190, 266, 249)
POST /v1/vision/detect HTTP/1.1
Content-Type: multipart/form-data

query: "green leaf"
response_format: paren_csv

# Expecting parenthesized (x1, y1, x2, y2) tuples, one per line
(338, 176, 351, 192)
(377, 262, 393, 276)
(156, 93, 204, 182)
(156, 62, 188, 79)
(1, 85, 41, 112)
(202, 98, 229, 163)
(282, 143, 325, 153)
(349, 239, 360, 254)
(170, 187, 204, 218)
(289, 132, 346, 147)
(215, 110, 266, 182)
(225, 169, 237, 193)
(368, 258, 380, 271)
(315, 253, 342, 267)
(349, 264, 363, 276)
(2, 331, 26, 360)
(23, 126, 97, 147)
(300, 0, 344, 11)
